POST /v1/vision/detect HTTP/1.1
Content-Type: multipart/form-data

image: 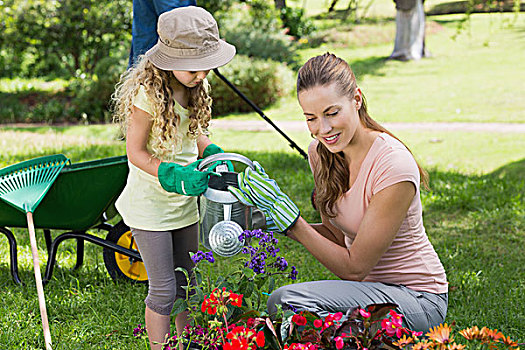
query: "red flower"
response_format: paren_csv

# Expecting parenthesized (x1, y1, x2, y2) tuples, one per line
(224, 325, 265, 350)
(292, 314, 307, 326)
(230, 292, 243, 307)
(256, 331, 265, 347)
(313, 319, 323, 328)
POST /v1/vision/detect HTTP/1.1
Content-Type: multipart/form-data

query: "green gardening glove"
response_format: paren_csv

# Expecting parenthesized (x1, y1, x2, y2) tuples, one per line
(202, 144, 234, 172)
(158, 160, 216, 196)
(228, 161, 300, 234)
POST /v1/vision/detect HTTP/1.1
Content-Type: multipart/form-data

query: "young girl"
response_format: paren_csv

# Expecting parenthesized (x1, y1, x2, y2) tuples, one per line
(230, 53, 448, 333)
(113, 6, 235, 349)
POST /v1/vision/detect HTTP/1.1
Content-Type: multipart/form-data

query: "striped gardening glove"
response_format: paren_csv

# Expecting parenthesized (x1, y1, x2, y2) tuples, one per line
(228, 161, 300, 234)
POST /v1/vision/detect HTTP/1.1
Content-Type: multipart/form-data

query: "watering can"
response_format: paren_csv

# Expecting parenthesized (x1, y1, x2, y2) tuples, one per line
(198, 153, 263, 257)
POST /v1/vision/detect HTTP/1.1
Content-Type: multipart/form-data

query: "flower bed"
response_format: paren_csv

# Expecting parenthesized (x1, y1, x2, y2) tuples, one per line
(132, 229, 521, 350)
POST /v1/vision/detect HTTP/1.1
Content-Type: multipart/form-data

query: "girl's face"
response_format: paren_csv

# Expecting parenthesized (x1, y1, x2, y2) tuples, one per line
(299, 83, 362, 154)
(172, 70, 210, 88)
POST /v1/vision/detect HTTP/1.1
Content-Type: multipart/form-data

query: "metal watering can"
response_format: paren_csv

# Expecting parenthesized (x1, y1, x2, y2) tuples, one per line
(198, 153, 257, 257)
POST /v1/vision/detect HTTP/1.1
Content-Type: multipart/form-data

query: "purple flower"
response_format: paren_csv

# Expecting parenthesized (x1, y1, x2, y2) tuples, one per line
(191, 250, 215, 264)
(289, 266, 298, 280)
(271, 257, 288, 271)
(133, 323, 146, 337)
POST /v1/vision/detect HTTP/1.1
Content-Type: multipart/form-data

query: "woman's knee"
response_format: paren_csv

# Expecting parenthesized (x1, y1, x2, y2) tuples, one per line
(267, 285, 295, 316)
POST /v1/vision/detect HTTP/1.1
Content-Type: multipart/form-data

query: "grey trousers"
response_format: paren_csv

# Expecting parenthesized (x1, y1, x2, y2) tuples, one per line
(131, 223, 198, 316)
(267, 280, 447, 332)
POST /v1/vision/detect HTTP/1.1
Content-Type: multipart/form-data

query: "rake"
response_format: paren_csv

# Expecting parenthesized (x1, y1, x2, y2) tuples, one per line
(0, 154, 69, 350)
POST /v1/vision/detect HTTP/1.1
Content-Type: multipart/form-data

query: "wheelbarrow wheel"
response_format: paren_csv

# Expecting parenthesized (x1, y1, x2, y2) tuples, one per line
(103, 221, 148, 284)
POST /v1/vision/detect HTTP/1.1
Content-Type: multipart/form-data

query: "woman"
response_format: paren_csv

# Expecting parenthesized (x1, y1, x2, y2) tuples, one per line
(229, 53, 448, 332)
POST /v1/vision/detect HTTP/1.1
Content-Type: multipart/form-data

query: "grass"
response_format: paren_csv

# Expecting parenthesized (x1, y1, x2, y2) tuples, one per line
(0, 5, 523, 349)
(216, 13, 525, 124)
(0, 124, 523, 348)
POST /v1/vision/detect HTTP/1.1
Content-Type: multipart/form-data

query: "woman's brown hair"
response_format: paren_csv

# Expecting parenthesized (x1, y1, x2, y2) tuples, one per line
(297, 53, 428, 218)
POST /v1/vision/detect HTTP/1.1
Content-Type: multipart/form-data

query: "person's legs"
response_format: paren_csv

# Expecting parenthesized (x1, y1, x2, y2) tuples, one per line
(171, 222, 199, 335)
(267, 280, 447, 332)
(129, 0, 197, 67)
(132, 228, 178, 349)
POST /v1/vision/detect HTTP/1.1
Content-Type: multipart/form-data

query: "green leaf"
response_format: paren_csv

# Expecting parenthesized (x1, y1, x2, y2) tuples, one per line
(242, 268, 255, 279)
(171, 298, 187, 316)
(268, 276, 275, 294)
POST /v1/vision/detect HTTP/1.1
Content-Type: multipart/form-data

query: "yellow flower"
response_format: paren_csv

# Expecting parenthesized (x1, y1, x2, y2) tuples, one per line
(412, 340, 435, 349)
(459, 326, 481, 340)
(501, 335, 518, 347)
(426, 323, 454, 345)
(480, 327, 504, 342)
(393, 335, 414, 347)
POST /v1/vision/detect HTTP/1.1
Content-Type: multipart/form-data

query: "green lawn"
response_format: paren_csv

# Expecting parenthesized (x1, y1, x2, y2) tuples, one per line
(218, 13, 525, 124)
(0, 7, 523, 349)
(0, 122, 523, 348)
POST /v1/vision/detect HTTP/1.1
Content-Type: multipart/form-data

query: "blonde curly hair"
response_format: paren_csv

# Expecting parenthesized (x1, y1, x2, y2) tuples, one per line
(112, 56, 212, 159)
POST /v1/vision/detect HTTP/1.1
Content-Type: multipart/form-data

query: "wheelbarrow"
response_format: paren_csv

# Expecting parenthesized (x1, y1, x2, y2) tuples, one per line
(0, 155, 148, 285)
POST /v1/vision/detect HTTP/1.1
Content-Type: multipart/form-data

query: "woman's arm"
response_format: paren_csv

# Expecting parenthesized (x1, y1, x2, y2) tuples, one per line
(126, 106, 161, 176)
(289, 181, 416, 281)
(288, 214, 346, 247)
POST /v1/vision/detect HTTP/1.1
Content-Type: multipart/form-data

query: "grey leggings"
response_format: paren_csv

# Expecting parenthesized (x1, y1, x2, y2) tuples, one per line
(268, 280, 448, 333)
(131, 223, 198, 316)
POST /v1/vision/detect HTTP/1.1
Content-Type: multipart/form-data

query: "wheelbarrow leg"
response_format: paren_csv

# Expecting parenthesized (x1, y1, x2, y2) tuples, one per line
(0, 227, 23, 285)
(43, 229, 52, 255)
(44, 230, 86, 285)
(74, 238, 84, 270)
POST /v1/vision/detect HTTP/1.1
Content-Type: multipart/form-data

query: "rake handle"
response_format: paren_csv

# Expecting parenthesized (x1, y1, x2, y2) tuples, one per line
(27, 212, 52, 350)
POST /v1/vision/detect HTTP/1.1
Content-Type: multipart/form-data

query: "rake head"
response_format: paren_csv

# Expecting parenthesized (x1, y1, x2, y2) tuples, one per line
(0, 154, 70, 213)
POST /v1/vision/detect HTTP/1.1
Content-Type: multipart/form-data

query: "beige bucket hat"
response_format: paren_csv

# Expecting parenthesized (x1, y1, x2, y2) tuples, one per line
(145, 6, 236, 71)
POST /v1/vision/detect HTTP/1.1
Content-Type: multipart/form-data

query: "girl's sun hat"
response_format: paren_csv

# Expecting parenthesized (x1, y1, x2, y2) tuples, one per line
(145, 6, 236, 71)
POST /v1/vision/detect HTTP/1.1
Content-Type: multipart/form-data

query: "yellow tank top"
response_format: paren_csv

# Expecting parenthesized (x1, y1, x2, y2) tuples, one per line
(115, 85, 199, 231)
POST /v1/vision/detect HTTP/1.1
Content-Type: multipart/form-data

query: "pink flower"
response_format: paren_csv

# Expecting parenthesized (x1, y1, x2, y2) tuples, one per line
(333, 312, 343, 321)
(382, 318, 404, 338)
(389, 310, 403, 327)
(334, 336, 344, 349)
(359, 308, 371, 318)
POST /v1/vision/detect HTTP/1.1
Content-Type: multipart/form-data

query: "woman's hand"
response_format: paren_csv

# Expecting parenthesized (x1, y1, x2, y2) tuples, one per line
(228, 161, 300, 234)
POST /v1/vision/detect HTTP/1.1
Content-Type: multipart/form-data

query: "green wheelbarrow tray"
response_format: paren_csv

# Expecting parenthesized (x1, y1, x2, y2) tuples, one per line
(0, 156, 126, 230)
(0, 155, 143, 285)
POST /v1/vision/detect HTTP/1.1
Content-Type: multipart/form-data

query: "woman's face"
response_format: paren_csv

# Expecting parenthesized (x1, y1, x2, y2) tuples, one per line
(298, 83, 361, 154)
(172, 70, 210, 88)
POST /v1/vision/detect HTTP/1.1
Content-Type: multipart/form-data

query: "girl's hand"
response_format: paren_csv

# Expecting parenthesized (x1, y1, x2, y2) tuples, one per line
(158, 160, 217, 196)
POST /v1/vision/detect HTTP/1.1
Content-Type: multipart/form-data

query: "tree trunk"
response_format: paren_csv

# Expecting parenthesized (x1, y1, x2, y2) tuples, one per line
(328, 0, 339, 12)
(390, 0, 427, 61)
(274, 0, 287, 9)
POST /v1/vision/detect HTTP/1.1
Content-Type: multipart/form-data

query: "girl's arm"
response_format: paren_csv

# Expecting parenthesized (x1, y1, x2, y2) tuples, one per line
(126, 106, 161, 177)
(196, 134, 212, 158)
(288, 181, 416, 281)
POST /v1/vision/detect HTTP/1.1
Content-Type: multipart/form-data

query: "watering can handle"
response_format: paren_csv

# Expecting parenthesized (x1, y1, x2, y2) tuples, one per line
(198, 153, 255, 171)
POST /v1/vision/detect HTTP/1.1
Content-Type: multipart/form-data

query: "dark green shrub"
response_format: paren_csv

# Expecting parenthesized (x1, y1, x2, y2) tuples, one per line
(280, 7, 316, 38)
(208, 55, 295, 117)
(69, 55, 128, 123)
(0, 0, 131, 78)
(219, 3, 300, 68)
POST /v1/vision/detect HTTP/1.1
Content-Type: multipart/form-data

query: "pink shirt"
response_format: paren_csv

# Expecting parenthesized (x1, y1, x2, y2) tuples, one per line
(308, 133, 448, 294)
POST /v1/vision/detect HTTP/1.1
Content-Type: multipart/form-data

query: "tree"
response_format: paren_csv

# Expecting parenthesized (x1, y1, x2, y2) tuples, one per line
(389, 0, 428, 61)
